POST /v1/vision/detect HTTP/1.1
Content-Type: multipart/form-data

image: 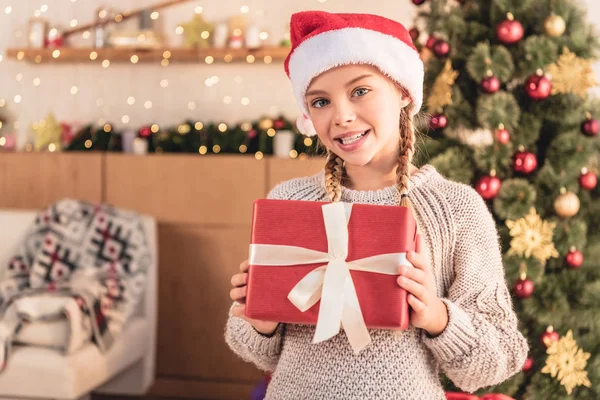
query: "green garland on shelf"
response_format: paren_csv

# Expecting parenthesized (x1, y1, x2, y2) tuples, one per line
(64, 115, 325, 157)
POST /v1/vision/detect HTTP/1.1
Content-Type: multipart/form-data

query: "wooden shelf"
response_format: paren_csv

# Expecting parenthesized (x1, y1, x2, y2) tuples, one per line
(5, 46, 290, 64)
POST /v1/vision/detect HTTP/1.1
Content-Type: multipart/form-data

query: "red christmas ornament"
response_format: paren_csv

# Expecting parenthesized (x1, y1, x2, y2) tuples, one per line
(580, 116, 599, 136)
(273, 119, 286, 129)
(494, 126, 511, 144)
(412, 0, 427, 5)
(481, 75, 501, 93)
(496, 14, 524, 45)
(409, 28, 420, 42)
(139, 126, 152, 138)
(579, 169, 597, 190)
(430, 114, 448, 130)
(522, 357, 534, 372)
(525, 72, 552, 100)
(247, 129, 258, 139)
(513, 151, 537, 174)
(425, 36, 438, 50)
(513, 277, 534, 298)
(565, 248, 584, 268)
(433, 40, 451, 57)
(541, 326, 560, 348)
(475, 174, 502, 200)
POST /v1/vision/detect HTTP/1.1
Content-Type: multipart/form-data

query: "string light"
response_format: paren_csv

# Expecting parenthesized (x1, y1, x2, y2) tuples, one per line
(85, 140, 92, 148)
(201, 31, 210, 39)
(259, 32, 269, 40)
(223, 96, 232, 104)
(89, 51, 98, 60)
(115, 14, 123, 22)
(70, 19, 78, 27)
(195, 122, 204, 130)
(96, 98, 104, 107)
(290, 150, 298, 158)
(104, 124, 112, 132)
(121, 115, 130, 123)
(5, 6, 12, 14)
(17, 51, 24, 60)
(240, 5, 250, 13)
(264, 56, 272, 64)
(48, 143, 57, 152)
(151, 124, 159, 133)
(98, 10, 108, 18)
(241, 97, 250, 106)
(241, 123, 252, 131)
(188, 101, 196, 110)
(130, 55, 139, 64)
(144, 101, 153, 109)
(14, 95, 22, 103)
(255, 151, 264, 160)
(218, 123, 228, 132)
(299, 153, 308, 160)
(178, 124, 191, 134)
(40, 5, 48, 12)
(160, 79, 168, 88)
(83, 31, 90, 39)
(239, 145, 248, 153)
(34, 55, 42, 63)
(0, 137, 5, 146)
(0, 55, 3, 63)
(175, 26, 184, 35)
(224, 54, 233, 63)
(102, 60, 110, 68)
(205, 56, 214, 64)
(15, 73, 23, 81)
(127, 96, 135, 105)
(151, 12, 159, 20)
(34, 10, 42, 17)
(52, 50, 60, 58)
(70, 86, 79, 95)
(163, 51, 171, 59)
(161, 59, 169, 67)
(0, 99, 4, 107)
(199, 145, 207, 154)
(267, 128, 276, 137)
(246, 55, 255, 63)
(195, 6, 203, 14)
(234, 76, 243, 84)
(304, 137, 313, 146)
(213, 144, 221, 153)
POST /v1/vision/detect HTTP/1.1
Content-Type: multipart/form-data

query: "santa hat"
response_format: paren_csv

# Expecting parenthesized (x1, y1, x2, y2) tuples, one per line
(285, 11, 424, 137)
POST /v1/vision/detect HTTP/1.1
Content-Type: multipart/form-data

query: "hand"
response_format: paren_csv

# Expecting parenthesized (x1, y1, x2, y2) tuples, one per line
(397, 251, 448, 337)
(230, 260, 280, 336)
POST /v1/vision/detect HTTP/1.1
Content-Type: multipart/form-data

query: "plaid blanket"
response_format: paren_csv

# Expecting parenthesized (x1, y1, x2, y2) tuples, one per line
(0, 199, 151, 371)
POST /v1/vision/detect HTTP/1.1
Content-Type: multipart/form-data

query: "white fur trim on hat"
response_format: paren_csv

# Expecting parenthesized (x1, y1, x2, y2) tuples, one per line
(296, 115, 317, 137)
(288, 27, 424, 119)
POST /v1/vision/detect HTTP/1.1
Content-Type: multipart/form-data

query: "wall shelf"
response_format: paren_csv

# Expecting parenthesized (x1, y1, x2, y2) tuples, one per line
(4, 46, 290, 64)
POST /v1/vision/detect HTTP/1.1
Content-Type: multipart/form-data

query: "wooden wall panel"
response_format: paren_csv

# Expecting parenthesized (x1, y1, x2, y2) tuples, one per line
(105, 154, 266, 225)
(0, 153, 102, 209)
(267, 156, 325, 192)
(155, 223, 261, 386)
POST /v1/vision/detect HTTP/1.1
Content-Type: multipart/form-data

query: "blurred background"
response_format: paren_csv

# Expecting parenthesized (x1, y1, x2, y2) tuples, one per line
(0, 1, 599, 400)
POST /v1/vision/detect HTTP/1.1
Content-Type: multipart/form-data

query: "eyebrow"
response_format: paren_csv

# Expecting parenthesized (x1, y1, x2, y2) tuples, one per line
(305, 74, 373, 97)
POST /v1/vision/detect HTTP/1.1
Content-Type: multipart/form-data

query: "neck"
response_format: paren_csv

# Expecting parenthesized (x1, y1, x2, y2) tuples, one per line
(344, 159, 419, 191)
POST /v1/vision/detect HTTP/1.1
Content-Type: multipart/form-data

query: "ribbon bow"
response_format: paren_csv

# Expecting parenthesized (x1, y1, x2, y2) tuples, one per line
(249, 202, 412, 353)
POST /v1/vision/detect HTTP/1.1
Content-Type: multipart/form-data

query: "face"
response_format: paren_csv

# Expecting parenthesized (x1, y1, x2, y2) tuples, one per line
(305, 64, 411, 168)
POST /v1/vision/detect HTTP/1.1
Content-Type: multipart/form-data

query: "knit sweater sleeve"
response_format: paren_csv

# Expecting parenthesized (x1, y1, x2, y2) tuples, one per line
(421, 183, 529, 393)
(224, 182, 290, 372)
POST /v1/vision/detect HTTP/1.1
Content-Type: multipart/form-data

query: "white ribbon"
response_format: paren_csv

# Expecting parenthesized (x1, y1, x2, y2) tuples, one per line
(249, 202, 412, 354)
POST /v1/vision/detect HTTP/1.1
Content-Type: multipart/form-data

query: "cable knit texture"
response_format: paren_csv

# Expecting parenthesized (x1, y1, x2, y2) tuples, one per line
(225, 164, 529, 399)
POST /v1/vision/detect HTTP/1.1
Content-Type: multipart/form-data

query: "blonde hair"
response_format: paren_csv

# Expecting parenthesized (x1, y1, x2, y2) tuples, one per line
(324, 87, 416, 209)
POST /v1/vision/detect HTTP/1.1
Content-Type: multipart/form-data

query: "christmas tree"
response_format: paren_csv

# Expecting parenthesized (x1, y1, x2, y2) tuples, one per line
(411, 0, 600, 398)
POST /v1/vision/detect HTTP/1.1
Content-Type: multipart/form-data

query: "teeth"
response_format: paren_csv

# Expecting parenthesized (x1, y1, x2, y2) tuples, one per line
(340, 130, 368, 145)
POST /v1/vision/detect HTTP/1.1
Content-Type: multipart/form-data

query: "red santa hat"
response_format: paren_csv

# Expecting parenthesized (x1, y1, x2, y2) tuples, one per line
(285, 11, 424, 137)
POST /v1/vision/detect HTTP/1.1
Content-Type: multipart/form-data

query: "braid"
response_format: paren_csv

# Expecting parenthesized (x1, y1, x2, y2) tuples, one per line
(325, 149, 344, 202)
(396, 107, 415, 208)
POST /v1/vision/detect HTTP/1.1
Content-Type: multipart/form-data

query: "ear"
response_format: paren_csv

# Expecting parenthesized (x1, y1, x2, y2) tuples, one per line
(399, 94, 411, 109)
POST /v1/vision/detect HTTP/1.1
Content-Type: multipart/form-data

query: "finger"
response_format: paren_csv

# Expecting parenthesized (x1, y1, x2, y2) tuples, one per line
(407, 294, 426, 313)
(398, 265, 426, 285)
(239, 259, 249, 272)
(231, 273, 248, 287)
(406, 251, 429, 272)
(229, 286, 247, 301)
(231, 303, 246, 318)
(397, 276, 429, 305)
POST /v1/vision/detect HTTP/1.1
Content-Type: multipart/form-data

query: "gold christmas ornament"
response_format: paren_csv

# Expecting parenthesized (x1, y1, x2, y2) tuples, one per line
(259, 118, 274, 130)
(546, 47, 598, 98)
(542, 330, 591, 395)
(506, 208, 559, 265)
(554, 190, 580, 218)
(32, 113, 62, 151)
(420, 47, 434, 64)
(544, 14, 566, 37)
(426, 60, 459, 113)
(181, 14, 214, 48)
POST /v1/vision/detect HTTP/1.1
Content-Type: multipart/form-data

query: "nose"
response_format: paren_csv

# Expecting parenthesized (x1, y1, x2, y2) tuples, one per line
(333, 101, 356, 127)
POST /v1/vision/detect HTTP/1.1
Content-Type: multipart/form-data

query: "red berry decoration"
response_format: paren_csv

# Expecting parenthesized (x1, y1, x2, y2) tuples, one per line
(514, 151, 537, 174)
(273, 119, 286, 129)
(139, 126, 152, 138)
(430, 114, 448, 130)
(409, 28, 420, 41)
(425, 36, 438, 50)
(525, 71, 552, 100)
(475, 174, 502, 200)
(541, 326, 560, 348)
(565, 248, 584, 269)
(433, 40, 450, 57)
(580, 116, 599, 136)
(412, 0, 427, 5)
(522, 357, 534, 372)
(496, 13, 524, 44)
(481, 75, 501, 93)
(579, 168, 597, 190)
(514, 277, 534, 298)
(494, 125, 511, 144)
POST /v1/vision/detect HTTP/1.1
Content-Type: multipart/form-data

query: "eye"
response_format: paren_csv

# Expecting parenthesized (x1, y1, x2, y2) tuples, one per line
(311, 98, 330, 108)
(353, 87, 370, 97)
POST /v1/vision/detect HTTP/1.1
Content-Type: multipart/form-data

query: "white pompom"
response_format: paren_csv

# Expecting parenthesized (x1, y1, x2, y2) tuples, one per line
(296, 115, 317, 137)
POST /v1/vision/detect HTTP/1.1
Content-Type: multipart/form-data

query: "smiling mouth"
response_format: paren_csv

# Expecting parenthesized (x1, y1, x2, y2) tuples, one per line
(336, 129, 370, 145)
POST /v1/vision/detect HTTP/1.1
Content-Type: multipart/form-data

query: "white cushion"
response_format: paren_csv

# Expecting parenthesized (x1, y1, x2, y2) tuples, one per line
(0, 318, 148, 399)
(14, 319, 71, 348)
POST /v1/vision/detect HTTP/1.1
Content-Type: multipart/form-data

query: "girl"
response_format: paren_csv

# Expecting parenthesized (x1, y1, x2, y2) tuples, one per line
(226, 11, 529, 399)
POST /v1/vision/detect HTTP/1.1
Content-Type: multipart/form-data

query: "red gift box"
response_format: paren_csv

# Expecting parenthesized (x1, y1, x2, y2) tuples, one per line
(245, 199, 421, 333)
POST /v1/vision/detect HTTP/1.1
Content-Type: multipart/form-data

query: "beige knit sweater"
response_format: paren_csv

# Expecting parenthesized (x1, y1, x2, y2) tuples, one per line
(225, 164, 529, 400)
